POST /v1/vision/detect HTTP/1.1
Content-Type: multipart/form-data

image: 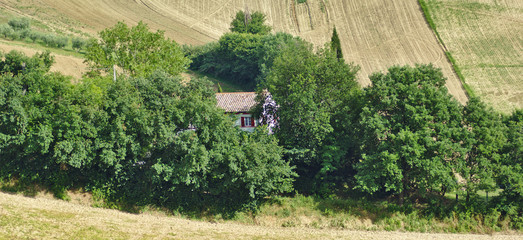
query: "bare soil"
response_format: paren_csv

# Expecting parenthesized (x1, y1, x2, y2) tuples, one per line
(0, 192, 521, 239)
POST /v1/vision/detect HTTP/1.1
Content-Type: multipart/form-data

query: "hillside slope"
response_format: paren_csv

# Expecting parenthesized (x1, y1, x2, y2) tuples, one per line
(427, 0, 522, 113)
(0, 192, 520, 239)
(0, 41, 86, 79)
(1, 0, 469, 103)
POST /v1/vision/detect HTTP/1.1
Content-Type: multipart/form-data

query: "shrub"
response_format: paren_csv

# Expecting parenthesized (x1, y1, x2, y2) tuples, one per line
(0, 24, 14, 38)
(42, 34, 68, 48)
(7, 18, 30, 31)
(7, 30, 21, 40)
(28, 30, 44, 43)
(19, 29, 32, 40)
(72, 37, 87, 51)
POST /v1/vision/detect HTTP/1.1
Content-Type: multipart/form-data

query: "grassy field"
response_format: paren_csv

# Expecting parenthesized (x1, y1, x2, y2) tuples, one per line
(0, 192, 521, 239)
(424, 0, 522, 113)
(0, 0, 469, 105)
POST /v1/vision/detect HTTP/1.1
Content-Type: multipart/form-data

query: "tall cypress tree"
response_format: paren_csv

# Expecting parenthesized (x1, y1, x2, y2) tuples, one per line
(330, 26, 343, 60)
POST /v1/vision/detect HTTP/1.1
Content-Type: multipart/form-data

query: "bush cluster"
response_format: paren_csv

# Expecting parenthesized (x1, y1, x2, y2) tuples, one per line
(0, 50, 295, 212)
(0, 17, 88, 51)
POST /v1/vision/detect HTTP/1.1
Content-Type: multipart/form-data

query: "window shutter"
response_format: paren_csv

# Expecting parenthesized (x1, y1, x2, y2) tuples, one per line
(251, 117, 255, 127)
(241, 117, 245, 127)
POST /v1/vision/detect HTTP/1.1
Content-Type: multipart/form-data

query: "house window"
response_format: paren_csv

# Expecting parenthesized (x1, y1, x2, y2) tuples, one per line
(241, 117, 255, 127)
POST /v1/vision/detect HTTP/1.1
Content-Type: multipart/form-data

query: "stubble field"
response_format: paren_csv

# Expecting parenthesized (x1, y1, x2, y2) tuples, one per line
(1, 0, 469, 104)
(426, 0, 522, 113)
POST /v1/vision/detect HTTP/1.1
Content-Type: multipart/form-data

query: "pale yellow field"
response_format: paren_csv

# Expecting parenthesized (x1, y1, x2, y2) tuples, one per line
(0, 0, 469, 104)
(1, 192, 521, 239)
(0, 40, 87, 79)
(427, 0, 522, 113)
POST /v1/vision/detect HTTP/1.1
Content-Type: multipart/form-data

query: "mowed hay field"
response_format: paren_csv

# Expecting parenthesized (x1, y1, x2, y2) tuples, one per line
(0, 0, 469, 104)
(1, 192, 521, 240)
(426, 0, 522, 113)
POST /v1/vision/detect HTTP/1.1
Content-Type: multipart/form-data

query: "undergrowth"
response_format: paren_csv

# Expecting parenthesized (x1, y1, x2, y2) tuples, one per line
(0, 180, 520, 234)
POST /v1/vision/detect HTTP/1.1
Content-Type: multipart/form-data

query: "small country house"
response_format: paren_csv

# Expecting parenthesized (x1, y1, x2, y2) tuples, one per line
(216, 92, 258, 132)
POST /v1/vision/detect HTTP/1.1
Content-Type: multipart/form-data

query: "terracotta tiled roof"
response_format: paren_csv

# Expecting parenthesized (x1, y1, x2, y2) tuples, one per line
(216, 92, 257, 112)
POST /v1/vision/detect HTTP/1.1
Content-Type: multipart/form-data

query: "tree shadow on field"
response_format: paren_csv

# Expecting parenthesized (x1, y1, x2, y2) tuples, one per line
(0, 178, 46, 198)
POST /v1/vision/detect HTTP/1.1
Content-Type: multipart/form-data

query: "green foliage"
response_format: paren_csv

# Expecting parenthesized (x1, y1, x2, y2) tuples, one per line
(41, 33, 68, 48)
(330, 26, 343, 60)
(230, 11, 271, 35)
(0, 51, 90, 191)
(0, 17, 74, 50)
(461, 97, 507, 199)
(0, 50, 294, 212)
(355, 65, 465, 199)
(28, 30, 44, 43)
(262, 40, 360, 194)
(418, 0, 443, 45)
(0, 50, 54, 75)
(7, 18, 30, 31)
(494, 109, 523, 225)
(185, 32, 302, 90)
(72, 37, 87, 51)
(0, 24, 14, 39)
(85, 21, 190, 77)
(445, 51, 475, 98)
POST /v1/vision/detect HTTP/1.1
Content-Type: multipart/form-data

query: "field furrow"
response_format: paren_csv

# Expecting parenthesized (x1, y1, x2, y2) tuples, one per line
(1, 0, 470, 104)
(428, 0, 522, 112)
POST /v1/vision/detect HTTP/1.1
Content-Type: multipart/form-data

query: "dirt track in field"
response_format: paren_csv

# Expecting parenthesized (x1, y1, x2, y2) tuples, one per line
(1, 0, 469, 104)
(0, 192, 521, 240)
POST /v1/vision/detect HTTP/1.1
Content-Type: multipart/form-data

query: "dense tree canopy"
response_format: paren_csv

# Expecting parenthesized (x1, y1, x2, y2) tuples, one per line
(461, 97, 507, 200)
(1, 15, 522, 224)
(354, 65, 465, 199)
(261, 41, 360, 193)
(85, 21, 190, 77)
(0, 50, 294, 210)
(184, 32, 302, 90)
(230, 11, 271, 35)
(495, 109, 523, 217)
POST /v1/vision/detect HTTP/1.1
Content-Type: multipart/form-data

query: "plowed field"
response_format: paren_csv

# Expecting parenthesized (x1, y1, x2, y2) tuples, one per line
(426, 0, 522, 113)
(0, 0, 469, 104)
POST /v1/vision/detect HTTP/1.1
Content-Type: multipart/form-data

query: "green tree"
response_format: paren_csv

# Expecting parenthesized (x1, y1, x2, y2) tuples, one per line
(354, 65, 465, 202)
(262, 40, 359, 193)
(77, 71, 295, 210)
(230, 11, 271, 35)
(461, 97, 507, 202)
(185, 32, 302, 90)
(0, 51, 99, 196)
(0, 50, 54, 75)
(330, 26, 343, 60)
(495, 109, 522, 222)
(72, 37, 87, 51)
(85, 21, 190, 77)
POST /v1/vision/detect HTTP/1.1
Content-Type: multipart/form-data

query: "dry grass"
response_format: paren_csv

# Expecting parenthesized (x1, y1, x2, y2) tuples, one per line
(1, 192, 521, 240)
(0, 40, 87, 79)
(0, 0, 468, 104)
(426, 0, 522, 113)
